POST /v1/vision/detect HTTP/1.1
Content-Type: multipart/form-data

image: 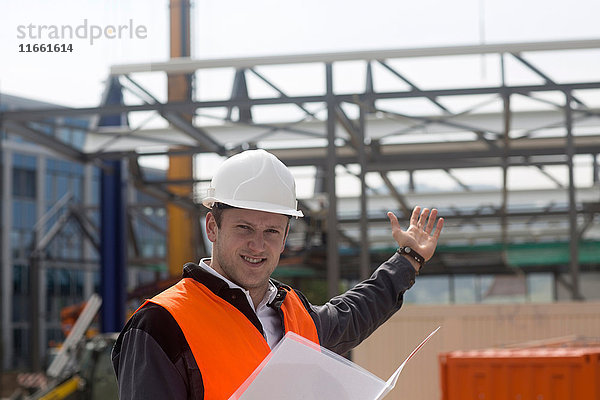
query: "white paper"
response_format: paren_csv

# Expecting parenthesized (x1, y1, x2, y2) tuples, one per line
(373, 326, 441, 400)
(229, 326, 440, 400)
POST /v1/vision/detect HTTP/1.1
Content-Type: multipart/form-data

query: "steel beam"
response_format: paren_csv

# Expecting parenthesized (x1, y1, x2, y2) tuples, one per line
(593, 153, 599, 184)
(326, 63, 340, 297)
(512, 53, 586, 107)
(501, 94, 510, 252)
(443, 169, 471, 191)
(377, 60, 450, 113)
(3, 121, 87, 163)
(128, 157, 197, 211)
(100, 159, 126, 332)
(126, 210, 141, 258)
(70, 207, 101, 251)
(163, 111, 224, 154)
(534, 165, 565, 189)
(373, 106, 500, 149)
(4, 81, 600, 121)
(565, 92, 583, 300)
(248, 68, 316, 118)
(109, 39, 600, 74)
(358, 104, 370, 280)
(1, 149, 12, 370)
(268, 135, 600, 169)
(228, 69, 253, 123)
(364, 62, 375, 111)
(379, 172, 411, 218)
(121, 75, 224, 153)
(335, 105, 360, 148)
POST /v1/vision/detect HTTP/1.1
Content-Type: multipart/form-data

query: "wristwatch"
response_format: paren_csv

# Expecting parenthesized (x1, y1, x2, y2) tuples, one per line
(397, 246, 425, 270)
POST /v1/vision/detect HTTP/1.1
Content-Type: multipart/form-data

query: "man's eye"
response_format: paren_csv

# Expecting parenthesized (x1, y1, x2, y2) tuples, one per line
(238, 225, 250, 230)
(266, 229, 280, 234)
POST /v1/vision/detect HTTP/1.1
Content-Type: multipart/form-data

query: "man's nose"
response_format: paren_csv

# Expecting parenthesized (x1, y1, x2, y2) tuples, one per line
(248, 232, 266, 252)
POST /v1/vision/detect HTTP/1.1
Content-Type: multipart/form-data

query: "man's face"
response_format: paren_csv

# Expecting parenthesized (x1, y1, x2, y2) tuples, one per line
(206, 208, 289, 299)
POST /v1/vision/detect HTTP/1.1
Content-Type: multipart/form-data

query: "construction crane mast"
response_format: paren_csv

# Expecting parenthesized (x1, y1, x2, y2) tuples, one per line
(167, 0, 198, 277)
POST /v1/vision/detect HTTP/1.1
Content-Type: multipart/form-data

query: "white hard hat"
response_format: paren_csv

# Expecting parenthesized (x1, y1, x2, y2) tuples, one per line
(202, 149, 304, 218)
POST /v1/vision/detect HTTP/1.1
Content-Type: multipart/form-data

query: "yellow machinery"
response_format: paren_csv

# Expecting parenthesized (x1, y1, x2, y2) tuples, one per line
(10, 295, 118, 400)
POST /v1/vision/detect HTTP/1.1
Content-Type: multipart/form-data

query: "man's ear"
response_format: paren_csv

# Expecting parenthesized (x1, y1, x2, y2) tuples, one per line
(206, 212, 218, 243)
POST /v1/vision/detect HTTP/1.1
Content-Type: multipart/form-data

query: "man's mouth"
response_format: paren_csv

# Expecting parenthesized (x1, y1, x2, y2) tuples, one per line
(242, 255, 266, 264)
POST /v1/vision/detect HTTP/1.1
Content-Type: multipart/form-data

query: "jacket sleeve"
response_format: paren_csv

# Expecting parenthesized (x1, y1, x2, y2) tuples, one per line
(305, 252, 417, 355)
(111, 303, 203, 400)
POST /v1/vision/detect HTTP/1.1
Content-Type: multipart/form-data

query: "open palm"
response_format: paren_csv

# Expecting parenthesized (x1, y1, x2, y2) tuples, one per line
(387, 206, 444, 262)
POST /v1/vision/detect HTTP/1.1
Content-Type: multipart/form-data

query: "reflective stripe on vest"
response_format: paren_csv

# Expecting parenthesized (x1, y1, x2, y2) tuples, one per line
(142, 278, 319, 400)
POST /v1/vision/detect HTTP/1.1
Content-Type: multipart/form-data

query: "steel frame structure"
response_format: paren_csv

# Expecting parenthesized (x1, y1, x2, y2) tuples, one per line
(1, 39, 600, 303)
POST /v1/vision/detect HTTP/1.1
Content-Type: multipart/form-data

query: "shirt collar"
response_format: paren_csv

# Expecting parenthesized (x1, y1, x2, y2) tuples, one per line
(198, 258, 277, 311)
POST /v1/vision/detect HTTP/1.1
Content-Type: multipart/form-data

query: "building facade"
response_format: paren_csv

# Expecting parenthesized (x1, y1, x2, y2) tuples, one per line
(1, 94, 168, 370)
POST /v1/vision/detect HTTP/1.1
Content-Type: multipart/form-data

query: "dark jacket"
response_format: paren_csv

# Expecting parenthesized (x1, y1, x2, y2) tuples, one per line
(111, 253, 416, 399)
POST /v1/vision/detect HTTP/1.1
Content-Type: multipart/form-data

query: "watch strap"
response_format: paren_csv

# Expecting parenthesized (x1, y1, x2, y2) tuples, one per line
(397, 246, 425, 269)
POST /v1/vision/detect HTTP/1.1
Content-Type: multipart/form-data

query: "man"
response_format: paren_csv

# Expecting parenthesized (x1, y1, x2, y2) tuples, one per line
(112, 149, 444, 400)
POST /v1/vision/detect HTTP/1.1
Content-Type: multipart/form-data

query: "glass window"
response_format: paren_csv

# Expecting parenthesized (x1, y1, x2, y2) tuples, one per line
(527, 273, 553, 302)
(404, 276, 450, 304)
(13, 153, 37, 169)
(56, 175, 69, 197)
(47, 268, 56, 296)
(13, 264, 28, 294)
(93, 271, 101, 294)
(11, 230, 22, 259)
(580, 272, 600, 300)
(57, 127, 71, 144)
(59, 269, 71, 296)
(453, 275, 477, 303)
(72, 176, 82, 201)
(12, 294, 29, 322)
(12, 168, 36, 198)
(72, 130, 86, 149)
(480, 274, 527, 303)
(13, 200, 36, 229)
(157, 243, 166, 257)
(46, 327, 65, 346)
(13, 328, 30, 369)
(46, 173, 56, 202)
(74, 270, 84, 297)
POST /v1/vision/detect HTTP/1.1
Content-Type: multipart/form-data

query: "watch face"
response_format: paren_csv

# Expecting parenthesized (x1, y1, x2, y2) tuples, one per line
(403, 246, 412, 253)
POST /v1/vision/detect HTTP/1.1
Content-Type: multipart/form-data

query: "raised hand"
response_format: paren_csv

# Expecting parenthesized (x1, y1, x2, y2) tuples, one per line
(387, 206, 444, 262)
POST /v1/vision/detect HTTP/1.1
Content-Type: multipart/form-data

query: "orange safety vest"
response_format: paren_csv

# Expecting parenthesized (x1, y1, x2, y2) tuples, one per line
(140, 277, 320, 400)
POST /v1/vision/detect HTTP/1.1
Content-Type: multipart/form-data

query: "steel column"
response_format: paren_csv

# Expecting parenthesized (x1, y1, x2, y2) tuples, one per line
(501, 93, 511, 260)
(0, 148, 14, 369)
(29, 256, 41, 371)
(593, 153, 599, 184)
(326, 63, 340, 297)
(100, 159, 126, 332)
(83, 164, 95, 299)
(358, 104, 370, 280)
(167, 0, 196, 277)
(36, 156, 47, 370)
(30, 154, 47, 372)
(565, 92, 582, 300)
(1, 149, 12, 369)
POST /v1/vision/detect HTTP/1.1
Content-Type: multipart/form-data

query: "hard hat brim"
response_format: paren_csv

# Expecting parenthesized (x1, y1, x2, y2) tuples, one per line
(203, 197, 304, 218)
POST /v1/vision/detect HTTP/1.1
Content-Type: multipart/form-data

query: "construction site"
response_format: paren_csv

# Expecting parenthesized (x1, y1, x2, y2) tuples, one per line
(1, 0, 600, 399)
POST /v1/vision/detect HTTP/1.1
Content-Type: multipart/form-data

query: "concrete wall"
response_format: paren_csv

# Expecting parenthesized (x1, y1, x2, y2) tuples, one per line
(353, 301, 600, 400)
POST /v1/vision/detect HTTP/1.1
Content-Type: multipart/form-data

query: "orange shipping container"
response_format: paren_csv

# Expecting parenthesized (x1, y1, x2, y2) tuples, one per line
(439, 348, 600, 400)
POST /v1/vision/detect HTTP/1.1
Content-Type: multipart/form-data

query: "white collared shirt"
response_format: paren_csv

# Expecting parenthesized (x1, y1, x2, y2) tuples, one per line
(198, 258, 284, 348)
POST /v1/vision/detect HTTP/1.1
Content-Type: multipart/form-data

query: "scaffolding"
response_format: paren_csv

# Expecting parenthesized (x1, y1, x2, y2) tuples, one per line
(1, 39, 599, 321)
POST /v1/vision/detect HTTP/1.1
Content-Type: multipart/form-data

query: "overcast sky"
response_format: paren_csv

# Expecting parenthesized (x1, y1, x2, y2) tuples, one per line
(1, 0, 599, 107)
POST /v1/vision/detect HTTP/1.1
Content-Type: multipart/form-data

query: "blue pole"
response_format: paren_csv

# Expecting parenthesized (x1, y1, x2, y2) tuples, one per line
(100, 159, 126, 333)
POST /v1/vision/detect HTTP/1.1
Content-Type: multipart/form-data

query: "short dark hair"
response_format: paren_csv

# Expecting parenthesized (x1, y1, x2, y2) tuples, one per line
(209, 202, 291, 231)
(210, 202, 235, 227)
